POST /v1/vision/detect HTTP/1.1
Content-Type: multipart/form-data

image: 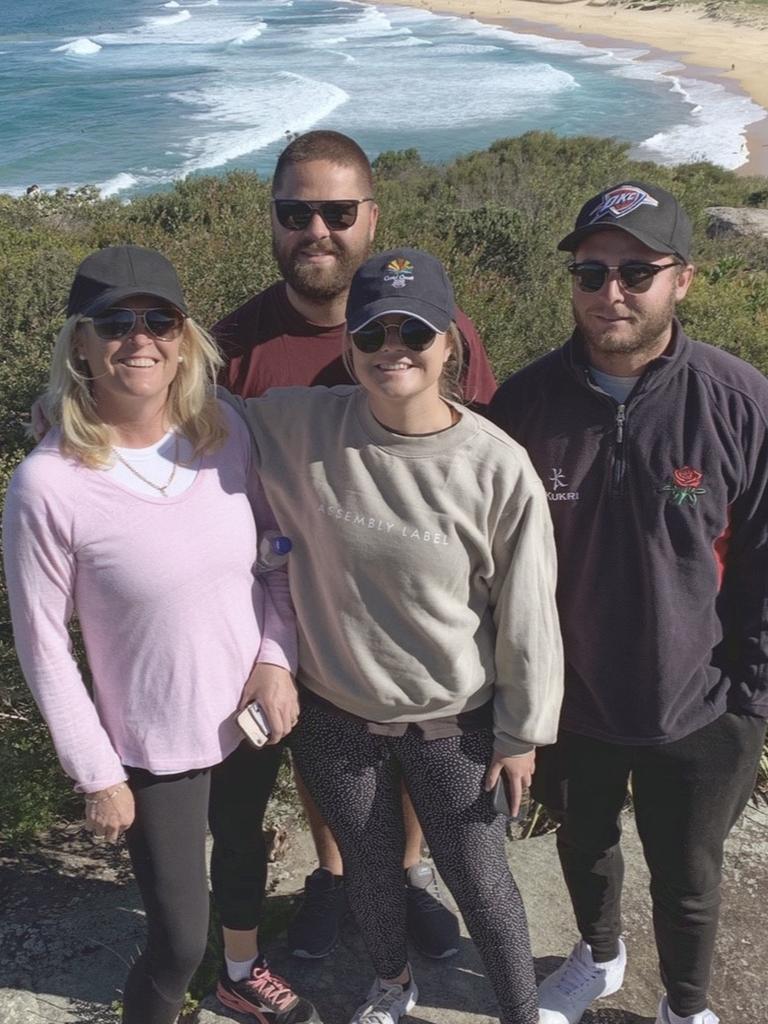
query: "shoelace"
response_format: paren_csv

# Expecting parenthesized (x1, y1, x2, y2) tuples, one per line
(362, 982, 409, 1024)
(244, 965, 296, 1011)
(555, 952, 604, 996)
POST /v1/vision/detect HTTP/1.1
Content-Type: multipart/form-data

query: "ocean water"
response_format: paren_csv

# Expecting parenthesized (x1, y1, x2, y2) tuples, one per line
(0, 0, 764, 198)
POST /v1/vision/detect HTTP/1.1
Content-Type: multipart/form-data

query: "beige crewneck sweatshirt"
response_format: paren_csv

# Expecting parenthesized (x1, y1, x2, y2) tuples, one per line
(223, 385, 563, 756)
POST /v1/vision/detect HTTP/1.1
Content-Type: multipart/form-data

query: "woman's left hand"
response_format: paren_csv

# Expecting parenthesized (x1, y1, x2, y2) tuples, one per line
(85, 784, 135, 843)
(239, 662, 299, 744)
(484, 750, 536, 818)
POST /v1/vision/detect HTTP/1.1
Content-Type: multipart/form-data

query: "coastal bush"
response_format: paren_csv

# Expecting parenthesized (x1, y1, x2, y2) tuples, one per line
(1, 132, 767, 844)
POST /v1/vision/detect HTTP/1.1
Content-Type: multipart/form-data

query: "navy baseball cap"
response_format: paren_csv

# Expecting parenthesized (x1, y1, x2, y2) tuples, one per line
(67, 245, 188, 317)
(558, 181, 693, 262)
(346, 248, 455, 334)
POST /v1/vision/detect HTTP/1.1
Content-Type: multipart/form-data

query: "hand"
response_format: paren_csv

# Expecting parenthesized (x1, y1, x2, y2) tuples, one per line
(30, 395, 53, 441)
(239, 662, 299, 744)
(84, 784, 135, 843)
(484, 750, 536, 819)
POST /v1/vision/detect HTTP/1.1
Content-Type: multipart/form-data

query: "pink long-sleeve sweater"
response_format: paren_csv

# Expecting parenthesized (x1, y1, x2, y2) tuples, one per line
(2, 401, 297, 792)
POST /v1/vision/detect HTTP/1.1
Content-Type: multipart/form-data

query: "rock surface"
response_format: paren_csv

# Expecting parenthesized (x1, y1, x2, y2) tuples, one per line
(705, 206, 768, 240)
(2, 804, 767, 1023)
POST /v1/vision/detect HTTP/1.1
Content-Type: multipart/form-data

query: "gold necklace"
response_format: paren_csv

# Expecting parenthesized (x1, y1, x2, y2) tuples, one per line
(111, 433, 180, 497)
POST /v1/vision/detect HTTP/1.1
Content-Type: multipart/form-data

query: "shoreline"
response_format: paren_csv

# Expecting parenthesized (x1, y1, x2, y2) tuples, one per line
(381, 0, 768, 177)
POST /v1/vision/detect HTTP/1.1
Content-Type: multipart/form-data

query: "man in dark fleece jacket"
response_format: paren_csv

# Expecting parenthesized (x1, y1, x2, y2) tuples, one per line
(489, 182, 768, 1024)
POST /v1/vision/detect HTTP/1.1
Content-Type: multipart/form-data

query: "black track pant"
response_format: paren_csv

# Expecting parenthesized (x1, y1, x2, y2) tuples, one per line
(535, 712, 765, 1018)
(290, 698, 539, 1024)
(121, 741, 283, 1024)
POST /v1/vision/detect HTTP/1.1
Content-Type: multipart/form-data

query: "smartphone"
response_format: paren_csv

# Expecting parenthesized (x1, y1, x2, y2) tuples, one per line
(237, 702, 271, 748)
(491, 775, 528, 822)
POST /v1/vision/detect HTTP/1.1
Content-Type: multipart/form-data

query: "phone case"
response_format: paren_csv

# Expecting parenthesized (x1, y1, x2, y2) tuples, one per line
(491, 776, 529, 822)
(491, 775, 512, 817)
(237, 702, 271, 748)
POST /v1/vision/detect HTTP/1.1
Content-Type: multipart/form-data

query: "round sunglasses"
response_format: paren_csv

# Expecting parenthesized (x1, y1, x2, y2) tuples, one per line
(81, 308, 186, 342)
(272, 198, 374, 232)
(351, 317, 437, 353)
(568, 261, 680, 294)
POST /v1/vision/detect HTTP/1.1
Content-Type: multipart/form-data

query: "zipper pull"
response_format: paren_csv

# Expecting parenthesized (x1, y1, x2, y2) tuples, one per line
(616, 404, 626, 443)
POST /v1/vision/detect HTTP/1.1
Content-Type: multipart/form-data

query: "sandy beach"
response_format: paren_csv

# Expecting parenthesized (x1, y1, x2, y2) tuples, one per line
(384, 0, 768, 176)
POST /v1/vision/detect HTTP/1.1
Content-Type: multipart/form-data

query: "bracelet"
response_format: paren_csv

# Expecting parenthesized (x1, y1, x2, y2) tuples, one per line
(84, 783, 128, 806)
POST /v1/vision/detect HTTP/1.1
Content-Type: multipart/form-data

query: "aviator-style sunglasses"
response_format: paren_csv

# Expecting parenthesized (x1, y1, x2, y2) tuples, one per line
(81, 307, 186, 342)
(568, 260, 680, 294)
(272, 198, 374, 232)
(351, 317, 437, 354)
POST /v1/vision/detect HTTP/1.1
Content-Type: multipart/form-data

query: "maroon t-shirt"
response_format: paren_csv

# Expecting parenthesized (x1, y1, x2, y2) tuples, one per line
(214, 281, 497, 406)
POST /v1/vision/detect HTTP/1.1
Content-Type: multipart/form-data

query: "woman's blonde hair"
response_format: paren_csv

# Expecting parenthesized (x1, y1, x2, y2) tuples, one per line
(47, 314, 227, 467)
(342, 321, 465, 404)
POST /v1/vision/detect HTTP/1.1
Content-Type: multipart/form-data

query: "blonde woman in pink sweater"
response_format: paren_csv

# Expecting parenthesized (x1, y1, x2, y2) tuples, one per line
(2, 247, 320, 1024)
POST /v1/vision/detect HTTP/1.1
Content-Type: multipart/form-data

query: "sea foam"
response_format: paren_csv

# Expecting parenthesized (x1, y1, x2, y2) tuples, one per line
(639, 77, 764, 169)
(230, 23, 267, 45)
(172, 73, 349, 175)
(97, 172, 140, 197)
(52, 37, 102, 55)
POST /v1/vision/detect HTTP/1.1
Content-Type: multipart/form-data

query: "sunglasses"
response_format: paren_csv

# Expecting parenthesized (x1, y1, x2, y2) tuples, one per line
(272, 198, 374, 231)
(82, 307, 185, 342)
(568, 261, 680, 294)
(351, 317, 437, 353)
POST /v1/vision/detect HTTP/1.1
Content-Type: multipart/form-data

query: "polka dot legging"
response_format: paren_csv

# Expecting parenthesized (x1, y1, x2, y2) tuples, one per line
(290, 698, 538, 1024)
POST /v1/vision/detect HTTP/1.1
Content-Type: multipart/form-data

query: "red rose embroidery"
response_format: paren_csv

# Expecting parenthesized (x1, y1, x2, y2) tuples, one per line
(673, 466, 702, 488)
(662, 466, 706, 507)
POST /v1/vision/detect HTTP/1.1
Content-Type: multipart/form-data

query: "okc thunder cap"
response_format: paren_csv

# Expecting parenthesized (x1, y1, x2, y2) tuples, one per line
(346, 247, 455, 334)
(558, 181, 693, 262)
(67, 245, 188, 317)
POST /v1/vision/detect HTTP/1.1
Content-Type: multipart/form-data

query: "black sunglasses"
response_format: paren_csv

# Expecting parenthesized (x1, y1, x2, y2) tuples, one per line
(82, 307, 185, 342)
(351, 317, 437, 354)
(272, 198, 374, 231)
(568, 261, 680, 294)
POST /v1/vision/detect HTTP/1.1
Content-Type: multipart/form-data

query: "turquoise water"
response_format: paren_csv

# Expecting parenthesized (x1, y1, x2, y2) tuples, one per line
(0, 0, 763, 198)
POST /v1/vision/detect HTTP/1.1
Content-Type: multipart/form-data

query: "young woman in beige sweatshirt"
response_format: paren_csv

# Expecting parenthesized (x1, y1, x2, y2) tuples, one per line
(225, 247, 563, 1024)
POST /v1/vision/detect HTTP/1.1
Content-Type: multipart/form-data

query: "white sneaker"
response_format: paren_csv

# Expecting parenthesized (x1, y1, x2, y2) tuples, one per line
(655, 995, 719, 1024)
(348, 974, 419, 1024)
(538, 938, 626, 1024)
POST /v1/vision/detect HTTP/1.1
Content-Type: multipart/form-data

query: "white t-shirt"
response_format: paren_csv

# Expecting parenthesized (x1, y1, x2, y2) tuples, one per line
(107, 431, 199, 497)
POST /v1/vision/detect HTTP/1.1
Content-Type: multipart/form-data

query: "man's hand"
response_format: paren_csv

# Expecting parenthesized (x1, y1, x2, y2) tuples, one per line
(484, 750, 536, 819)
(30, 395, 53, 441)
(84, 784, 135, 843)
(239, 662, 299, 744)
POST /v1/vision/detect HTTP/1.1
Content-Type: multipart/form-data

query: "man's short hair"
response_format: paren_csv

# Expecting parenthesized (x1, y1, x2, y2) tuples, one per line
(272, 130, 374, 195)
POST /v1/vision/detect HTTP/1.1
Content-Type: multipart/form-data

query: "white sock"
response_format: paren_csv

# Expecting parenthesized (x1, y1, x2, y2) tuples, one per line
(667, 1008, 706, 1024)
(587, 943, 622, 968)
(226, 954, 256, 982)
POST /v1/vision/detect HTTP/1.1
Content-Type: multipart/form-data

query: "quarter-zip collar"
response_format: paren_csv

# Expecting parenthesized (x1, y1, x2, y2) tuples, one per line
(561, 319, 692, 401)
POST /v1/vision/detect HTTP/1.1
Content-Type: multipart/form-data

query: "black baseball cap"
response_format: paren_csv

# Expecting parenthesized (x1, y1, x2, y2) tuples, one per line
(558, 181, 693, 262)
(346, 248, 455, 334)
(67, 245, 188, 317)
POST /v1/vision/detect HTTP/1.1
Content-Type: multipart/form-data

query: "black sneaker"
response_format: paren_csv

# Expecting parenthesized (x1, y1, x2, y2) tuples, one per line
(286, 867, 345, 958)
(405, 862, 460, 959)
(216, 956, 321, 1023)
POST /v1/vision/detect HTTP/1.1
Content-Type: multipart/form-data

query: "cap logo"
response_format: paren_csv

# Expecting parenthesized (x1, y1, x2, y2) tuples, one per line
(589, 186, 659, 222)
(384, 258, 414, 289)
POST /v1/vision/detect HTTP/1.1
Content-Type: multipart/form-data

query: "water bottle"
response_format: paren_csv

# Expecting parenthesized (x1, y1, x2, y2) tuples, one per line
(255, 530, 292, 573)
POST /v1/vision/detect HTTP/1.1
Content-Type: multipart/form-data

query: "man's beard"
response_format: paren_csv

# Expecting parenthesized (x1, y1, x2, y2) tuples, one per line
(573, 291, 677, 359)
(273, 236, 370, 302)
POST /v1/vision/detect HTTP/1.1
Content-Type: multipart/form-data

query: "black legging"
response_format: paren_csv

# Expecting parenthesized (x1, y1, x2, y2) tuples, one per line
(290, 698, 538, 1024)
(121, 741, 283, 1024)
(539, 711, 766, 1017)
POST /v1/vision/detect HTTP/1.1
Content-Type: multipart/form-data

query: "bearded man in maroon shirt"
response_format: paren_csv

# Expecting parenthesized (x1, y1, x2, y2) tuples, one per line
(214, 130, 496, 965)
